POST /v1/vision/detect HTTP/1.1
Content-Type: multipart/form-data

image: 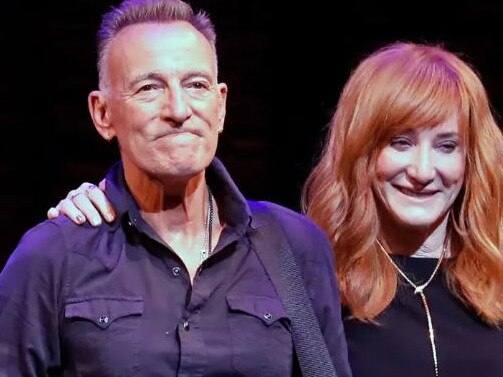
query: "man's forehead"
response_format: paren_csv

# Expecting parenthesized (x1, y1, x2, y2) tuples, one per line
(111, 21, 212, 54)
(107, 21, 217, 81)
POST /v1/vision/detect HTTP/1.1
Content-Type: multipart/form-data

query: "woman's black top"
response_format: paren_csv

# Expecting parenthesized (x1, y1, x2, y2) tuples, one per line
(344, 256, 503, 377)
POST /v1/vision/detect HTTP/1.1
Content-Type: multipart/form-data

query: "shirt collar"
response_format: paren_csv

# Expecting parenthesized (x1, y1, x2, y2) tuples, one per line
(104, 158, 253, 236)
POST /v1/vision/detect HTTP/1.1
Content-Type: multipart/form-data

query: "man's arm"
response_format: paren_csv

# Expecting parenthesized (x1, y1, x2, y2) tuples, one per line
(260, 203, 352, 377)
(306, 233, 352, 377)
(0, 223, 64, 375)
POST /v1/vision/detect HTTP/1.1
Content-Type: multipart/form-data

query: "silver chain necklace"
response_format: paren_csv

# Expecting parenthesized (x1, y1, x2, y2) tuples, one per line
(376, 239, 447, 377)
(200, 185, 214, 263)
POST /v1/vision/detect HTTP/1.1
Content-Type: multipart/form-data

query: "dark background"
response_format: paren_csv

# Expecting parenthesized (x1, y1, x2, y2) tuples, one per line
(1, 1, 502, 268)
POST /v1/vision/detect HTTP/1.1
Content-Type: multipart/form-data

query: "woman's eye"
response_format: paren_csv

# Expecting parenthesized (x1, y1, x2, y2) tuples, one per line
(437, 142, 457, 153)
(390, 137, 412, 150)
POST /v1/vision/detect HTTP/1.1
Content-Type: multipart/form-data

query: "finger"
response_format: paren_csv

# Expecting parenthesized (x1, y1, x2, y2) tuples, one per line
(66, 189, 80, 200)
(66, 182, 94, 200)
(85, 184, 116, 222)
(47, 207, 60, 219)
(55, 199, 86, 224)
(98, 178, 106, 191)
(71, 193, 103, 227)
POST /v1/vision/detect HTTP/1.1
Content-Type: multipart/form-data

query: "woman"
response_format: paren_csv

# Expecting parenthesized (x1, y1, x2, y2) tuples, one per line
(303, 42, 503, 377)
(49, 42, 503, 376)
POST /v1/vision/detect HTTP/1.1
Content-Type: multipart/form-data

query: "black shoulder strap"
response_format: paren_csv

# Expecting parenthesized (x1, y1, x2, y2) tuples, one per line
(250, 202, 339, 377)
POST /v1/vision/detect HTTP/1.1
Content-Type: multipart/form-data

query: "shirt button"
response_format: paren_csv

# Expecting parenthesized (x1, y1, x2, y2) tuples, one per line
(263, 313, 273, 321)
(182, 321, 190, 331)
(98, 316, 109, 324)
(172, 266, 181, 276)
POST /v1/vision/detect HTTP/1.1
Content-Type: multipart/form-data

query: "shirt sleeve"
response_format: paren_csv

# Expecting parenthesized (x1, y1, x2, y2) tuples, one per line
(0, 222, 65, 376)
(257, 202, 353, 377)
(305, 231, 353, 377)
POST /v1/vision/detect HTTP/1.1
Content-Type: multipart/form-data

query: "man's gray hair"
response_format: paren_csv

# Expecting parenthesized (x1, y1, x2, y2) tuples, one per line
(97, 0, 217, 89)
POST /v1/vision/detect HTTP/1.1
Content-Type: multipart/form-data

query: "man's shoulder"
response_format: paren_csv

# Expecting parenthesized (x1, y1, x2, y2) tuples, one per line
(248, 200, 323, 235)
(2, 219, 74, 282)
(248, 200, 331, 261)
(11, 219, 72, 262)
(6, 217, 122, 272)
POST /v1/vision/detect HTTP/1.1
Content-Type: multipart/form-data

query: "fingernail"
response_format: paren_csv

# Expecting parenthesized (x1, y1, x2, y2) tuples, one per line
(90, 218, 102, 227)
(76, 214, 85, 223)
(105, 213, 115, 222)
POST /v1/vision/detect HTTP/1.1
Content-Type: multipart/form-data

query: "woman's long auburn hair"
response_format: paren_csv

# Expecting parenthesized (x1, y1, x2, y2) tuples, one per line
(302, 42, 503, 325)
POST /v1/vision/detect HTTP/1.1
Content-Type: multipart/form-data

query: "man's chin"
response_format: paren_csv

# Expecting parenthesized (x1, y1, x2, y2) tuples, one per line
(156, 159, 211, 180)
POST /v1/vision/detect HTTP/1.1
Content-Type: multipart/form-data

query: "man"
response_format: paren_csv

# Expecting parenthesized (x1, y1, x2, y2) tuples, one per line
(0, 0, 350, 376)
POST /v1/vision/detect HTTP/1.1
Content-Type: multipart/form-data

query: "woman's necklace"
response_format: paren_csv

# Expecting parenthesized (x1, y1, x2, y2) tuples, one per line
(376, 239, 447, 377)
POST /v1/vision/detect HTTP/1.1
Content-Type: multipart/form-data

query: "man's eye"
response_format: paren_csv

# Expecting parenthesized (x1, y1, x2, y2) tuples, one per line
(187, 81, 209, 90)
(139, 84, 158, 92)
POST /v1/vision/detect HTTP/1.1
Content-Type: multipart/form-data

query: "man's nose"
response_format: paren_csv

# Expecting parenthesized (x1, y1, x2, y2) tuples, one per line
(161, 86, 192, 123)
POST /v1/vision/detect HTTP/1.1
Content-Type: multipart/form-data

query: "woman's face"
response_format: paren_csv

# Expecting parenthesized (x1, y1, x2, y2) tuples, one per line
(373, 115, 465, 231)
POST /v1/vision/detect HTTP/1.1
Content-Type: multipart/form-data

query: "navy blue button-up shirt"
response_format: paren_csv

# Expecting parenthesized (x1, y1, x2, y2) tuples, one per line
(0, 159, 350, 377)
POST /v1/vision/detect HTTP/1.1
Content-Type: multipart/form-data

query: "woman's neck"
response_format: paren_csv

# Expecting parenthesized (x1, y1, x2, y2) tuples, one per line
(380, 215, 450, 258)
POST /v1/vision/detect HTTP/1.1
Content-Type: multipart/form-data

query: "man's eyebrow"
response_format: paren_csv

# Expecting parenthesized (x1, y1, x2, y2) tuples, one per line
(129, 70, 215, 88)
(180, 70, 214, 83)
(129, 72, 166, 88)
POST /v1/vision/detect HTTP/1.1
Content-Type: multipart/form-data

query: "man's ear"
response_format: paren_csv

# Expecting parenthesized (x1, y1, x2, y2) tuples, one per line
(88, 90, 116, 141)
(216, 83, 228, 133)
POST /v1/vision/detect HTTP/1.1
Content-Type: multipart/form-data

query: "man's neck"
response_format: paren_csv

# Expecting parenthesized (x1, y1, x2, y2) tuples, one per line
(123, 158, 208, 237)
(122, 158, 221, 281)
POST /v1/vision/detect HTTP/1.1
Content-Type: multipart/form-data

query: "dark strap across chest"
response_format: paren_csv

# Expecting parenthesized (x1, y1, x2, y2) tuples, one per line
(249, 202, 338, 377)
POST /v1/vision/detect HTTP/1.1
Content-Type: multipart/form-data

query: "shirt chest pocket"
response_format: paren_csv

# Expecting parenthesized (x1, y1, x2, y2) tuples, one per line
(63, 297, 143, 377)
(226, 295, 293, 376)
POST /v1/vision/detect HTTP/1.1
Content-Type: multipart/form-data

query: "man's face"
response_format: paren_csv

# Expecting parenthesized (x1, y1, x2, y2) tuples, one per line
(102, 21, 227, 182)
